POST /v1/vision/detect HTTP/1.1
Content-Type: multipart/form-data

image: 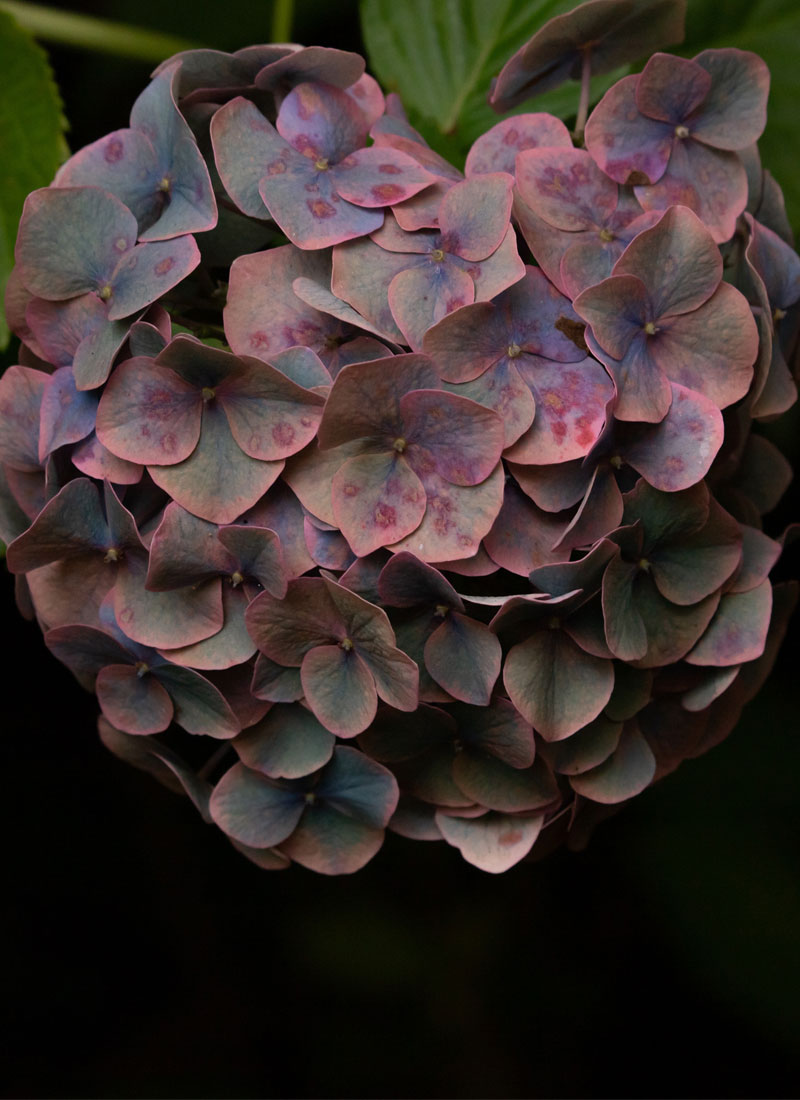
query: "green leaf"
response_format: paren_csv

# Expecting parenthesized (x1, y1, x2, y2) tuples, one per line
(360, 0, 625, 165)
(0, 7, 68, 349)
(682, 0, 800, 233)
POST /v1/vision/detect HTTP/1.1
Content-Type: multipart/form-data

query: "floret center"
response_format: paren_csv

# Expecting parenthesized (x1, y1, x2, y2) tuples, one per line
(598, 227, 615, 242)
(230, 570, 244, 588)
(103, 547, 122, 563)
(135, 661, 149, 678)
(430, 248, 445, 263)
(674, 124, 690, 139)
(547, 616, 561, 630)
(434, 604, 450, 618)
(393, 437, 407, 454)
(609, 455, 624, 470)
(774, 306, 787, 322)
(305, 791, 317, 805)
(643, 321, 658, 336)
(98, 284, 113, 301)
(314, 157, 330, 171)
(340, 637, 354, 651)
(507, 342, 522, 358)
(157, 176, 172, 193)
(638, 557, 651, 572)
(201, 387, 216, 402)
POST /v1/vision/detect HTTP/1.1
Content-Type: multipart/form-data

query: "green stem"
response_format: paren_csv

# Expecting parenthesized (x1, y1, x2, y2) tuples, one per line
(574, 46, 592, 143)
(0, 0, 201, 62)
(271, 0, 294, 42)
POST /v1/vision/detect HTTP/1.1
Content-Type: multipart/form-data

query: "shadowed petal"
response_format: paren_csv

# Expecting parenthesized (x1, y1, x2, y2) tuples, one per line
(504, 629, 615, 740)
(301, 645, 378, 736)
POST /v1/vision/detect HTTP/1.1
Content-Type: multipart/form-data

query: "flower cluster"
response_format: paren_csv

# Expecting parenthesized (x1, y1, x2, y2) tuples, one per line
(3, 7, 798, 874)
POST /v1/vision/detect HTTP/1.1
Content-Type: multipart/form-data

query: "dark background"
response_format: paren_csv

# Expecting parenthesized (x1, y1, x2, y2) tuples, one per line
(1, 2, 799, 1097)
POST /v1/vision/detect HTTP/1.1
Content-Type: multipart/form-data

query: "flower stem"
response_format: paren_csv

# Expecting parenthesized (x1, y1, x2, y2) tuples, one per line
(574, 47, 593, 143)
(0, 0, 201, 61)
(271, 0, 294, 42)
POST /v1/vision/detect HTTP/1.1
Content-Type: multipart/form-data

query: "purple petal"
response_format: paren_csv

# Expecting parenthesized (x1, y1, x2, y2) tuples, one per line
(236, 704, 335, 779)
(209, 763, 305, 847)
(401, 389, 504, 485)
(218, 359, 324, 460)
(691, 48, 769, 150)
(276, 81, 368, 162)
(484, 480, 567, 576)
(388, 464, 504, 564)
(259, 150, 384, 249)
(424, 612, 501, 705)
(438, 173, 513, 262)
(38, 367, 97, 461)
(569, 724, 655, 803)
(224, 245, 338, 361)
(331, 236, 411, 343)
(149, 401, 282, 523)
(388, 262, 475, 349)
(584, 75, 674, 186)
(612, 204, 722, 317)
(97, 664, 173, 734)
(648, 282, 757, 408)
(318, 353, 438, 449)
(72, 433, 143, 484)
(154, 663, 241, 738)
(95, 357, 201, 465)
(435, 811, 543, 873)
(0, 365, 46, 471)
(106, 235, 200, 320)
(443, 360, 535, 449)
(516, 147, 619, 232)
(466, 114, 571, 177)
(634, 52, 710, 124)
(621, 383, 723, 490)
(686, 578, 772, 666)
(301, 645, 378, 736)
(330, 145, 435, 208)
(26, 292, 107, 369)
(332, 451, 426, 556)
(633, 140, 747, 244)
(15, 187, 137, 301)
(210, 97, 276, 218)
(506, 354, 614, 465)
(279, 803, 385, 874)
(504, 629, 614, 740)
(159, 585, 255, 670)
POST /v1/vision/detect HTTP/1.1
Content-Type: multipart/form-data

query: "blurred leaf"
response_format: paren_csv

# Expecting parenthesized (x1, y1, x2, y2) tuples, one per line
(682, 0, 800, 233)
(0, 7, 68, 349)
(0, 2, 201, 61)
(360, 0, 624, 165)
